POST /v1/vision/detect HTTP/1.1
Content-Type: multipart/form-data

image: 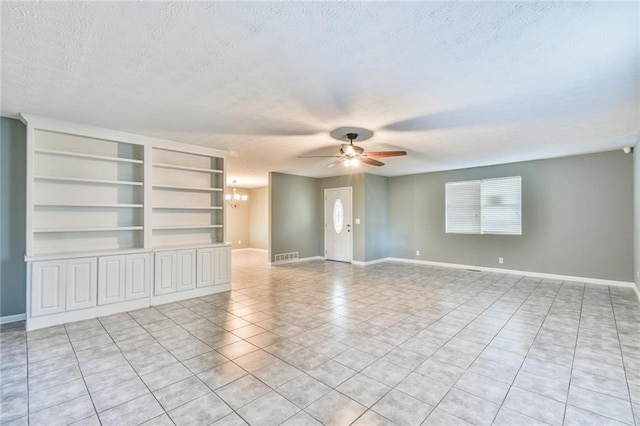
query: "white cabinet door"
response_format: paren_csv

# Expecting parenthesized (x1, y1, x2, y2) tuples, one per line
(154, 251, 176, 295)
(31, 260, 66, 317)
(66, 258, 97, 311)
(214, 247, 231, 285)
(126, 254, 150, 300)
(196, 248, 215, 288)
(176, 249, 196, 291)
(98, 255, 126, 305)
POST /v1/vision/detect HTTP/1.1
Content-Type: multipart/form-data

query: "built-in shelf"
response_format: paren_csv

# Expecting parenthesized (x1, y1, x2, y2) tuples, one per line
(35, 148, 143, 164)
(152, 184, 222, 192)
(34, 226, 144, 233)
(35, 176, 144, 186)
(152, 225, 223, 230)
(23, 116, 230, 332)
(35, 203, 144, 208)
(152, 206, 223, 210)
(153, 162, 223, 174)
(151, 242, 229, 250)
(26, 247, 152, 262)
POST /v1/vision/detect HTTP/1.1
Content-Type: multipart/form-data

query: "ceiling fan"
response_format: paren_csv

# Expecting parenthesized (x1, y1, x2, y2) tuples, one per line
(299, 131, 407, 168)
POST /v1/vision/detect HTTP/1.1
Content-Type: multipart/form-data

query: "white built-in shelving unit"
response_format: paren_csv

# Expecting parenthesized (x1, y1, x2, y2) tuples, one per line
(30, 129, 146, 258)
(151, 148, 225, 249)
(22, 114, 232, 330)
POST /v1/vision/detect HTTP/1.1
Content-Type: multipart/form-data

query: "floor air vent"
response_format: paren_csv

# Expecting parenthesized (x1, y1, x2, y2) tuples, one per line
(274, 252, 299, 263)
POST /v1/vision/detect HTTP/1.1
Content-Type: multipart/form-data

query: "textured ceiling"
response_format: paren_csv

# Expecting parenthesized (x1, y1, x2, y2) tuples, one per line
(2, 2, 638, 187)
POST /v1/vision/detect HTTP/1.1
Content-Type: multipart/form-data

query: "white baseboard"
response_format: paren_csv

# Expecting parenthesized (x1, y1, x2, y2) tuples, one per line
(383, 257, 636, 289)
(232, 248, 268, 253)
(269, 256, 324, 266)
(351, 258, 389, 266)
(150, 283, 231, 305)
(0, 313, 26, 325)
(26, 298, 150, 331)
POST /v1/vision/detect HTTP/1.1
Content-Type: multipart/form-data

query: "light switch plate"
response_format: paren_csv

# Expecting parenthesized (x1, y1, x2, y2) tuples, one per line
(355, 218, 360, 224)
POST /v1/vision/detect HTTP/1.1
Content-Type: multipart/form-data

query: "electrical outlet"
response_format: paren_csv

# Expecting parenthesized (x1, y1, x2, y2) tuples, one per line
(355, 218, 361, 224)
(416, 250, 420, 256)
(499, 257, 504, 264)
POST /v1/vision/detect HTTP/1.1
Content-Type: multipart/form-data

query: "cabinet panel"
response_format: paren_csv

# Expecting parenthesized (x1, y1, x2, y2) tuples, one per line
(31, 261, 66, 317)
(214, 247, 231, 285)
(66, 258, 97, 311)
(154, 251, 176, 295)
(176, 249, 196, 291)
(98, 255, 126, 305)
(196, 248, 215, 288)
(126, 254, 150, 300)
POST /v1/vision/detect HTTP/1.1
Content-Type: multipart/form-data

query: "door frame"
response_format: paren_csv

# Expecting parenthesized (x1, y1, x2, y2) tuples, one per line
(324, 187, 353, 263)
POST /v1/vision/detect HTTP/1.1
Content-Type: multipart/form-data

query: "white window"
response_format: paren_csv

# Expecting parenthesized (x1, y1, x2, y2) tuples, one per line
(446, 176, 521, 235)
(445, 180, 481, 234)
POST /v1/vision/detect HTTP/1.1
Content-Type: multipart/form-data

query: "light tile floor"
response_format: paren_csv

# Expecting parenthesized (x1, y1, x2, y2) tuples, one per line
(2, 250, 639, 425)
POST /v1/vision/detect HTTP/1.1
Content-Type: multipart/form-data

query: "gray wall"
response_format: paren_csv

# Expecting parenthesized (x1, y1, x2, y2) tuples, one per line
(1, 117, 27, 317)
(225, 188, 251, 249)
(269, 172, 385, 263)
(635, 143, 639, 291)
(364, 174, 389, 261)
(269, 172, 322, 262)
(388, 151, 634, 282)
(250, 187, 268, 250)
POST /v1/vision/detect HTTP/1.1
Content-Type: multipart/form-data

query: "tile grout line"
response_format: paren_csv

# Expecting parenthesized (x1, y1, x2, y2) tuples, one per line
(445, 275, 554, 425)
(14, 254, 640, 426)
(347, 271, 527, 425)
(124, 308, 232, 424)
(559, 282, 585, 426)
(564, 287, 636, 425)
(609, 286, 638, 426)
(354, 270, 506, 421)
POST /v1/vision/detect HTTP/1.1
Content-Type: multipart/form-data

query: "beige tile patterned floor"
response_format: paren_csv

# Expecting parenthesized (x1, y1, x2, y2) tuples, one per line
(1, 250, 639, 425)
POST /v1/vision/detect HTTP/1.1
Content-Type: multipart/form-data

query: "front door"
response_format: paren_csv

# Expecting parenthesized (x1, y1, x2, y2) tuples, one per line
(325, 187, 352, 262)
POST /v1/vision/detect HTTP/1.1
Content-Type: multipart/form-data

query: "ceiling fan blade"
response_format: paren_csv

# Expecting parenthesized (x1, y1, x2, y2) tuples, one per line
(361, 158, 385, 167)
(327, 159, 345, 168)
(365, 151, 407, 158)
(297, 155, 342, 158)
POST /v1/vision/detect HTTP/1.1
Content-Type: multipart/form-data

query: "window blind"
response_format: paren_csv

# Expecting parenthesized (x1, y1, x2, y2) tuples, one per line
(446, 180, 481, 234)
(446, 176, 522, 235)
(481, 176, 521, 235)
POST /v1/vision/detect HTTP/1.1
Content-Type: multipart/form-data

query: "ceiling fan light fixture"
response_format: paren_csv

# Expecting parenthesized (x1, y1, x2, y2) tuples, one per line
(298, 127, 407, 168)
(344, 158, 359, 168)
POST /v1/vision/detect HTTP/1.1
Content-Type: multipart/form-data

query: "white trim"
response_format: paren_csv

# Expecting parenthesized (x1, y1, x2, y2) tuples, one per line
(351, 258, 389, 266)
(26, 248, 153, 263)
(26, 298, 149, 331)
(270, 256, 324, 266)
(20, 114, 227, 158)
(632, 284, 640, 301)
(385, 257, 635, 288)
(324, 187, 353, 263)
(0, 313, 26, 325)
(232, 248, 268, 253)
(149, 283, 231, 305)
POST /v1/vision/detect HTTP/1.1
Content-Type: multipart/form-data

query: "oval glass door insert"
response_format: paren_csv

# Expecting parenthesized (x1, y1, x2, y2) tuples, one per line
(333, 199, 344, 234)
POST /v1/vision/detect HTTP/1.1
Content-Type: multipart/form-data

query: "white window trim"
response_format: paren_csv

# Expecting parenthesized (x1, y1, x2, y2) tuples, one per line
(446, 176, 522, 235)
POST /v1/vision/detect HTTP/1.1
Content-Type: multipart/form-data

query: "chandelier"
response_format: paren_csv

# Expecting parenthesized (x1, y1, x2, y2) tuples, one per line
(225, 180, 248, 208)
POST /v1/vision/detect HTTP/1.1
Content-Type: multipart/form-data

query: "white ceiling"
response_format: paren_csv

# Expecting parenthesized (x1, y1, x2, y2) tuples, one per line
(2, 2, 638, 188)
